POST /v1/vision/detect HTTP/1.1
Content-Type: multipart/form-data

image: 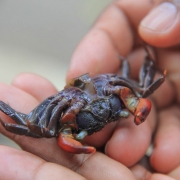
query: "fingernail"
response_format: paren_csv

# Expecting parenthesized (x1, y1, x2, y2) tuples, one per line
(140, 2, 178, 31)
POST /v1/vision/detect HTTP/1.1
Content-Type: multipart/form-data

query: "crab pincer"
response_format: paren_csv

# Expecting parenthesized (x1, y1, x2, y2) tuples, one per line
(58, 129, 95, 154)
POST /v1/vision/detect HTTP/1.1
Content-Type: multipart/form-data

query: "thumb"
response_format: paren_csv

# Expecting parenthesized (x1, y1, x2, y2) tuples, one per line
(139, 2, 180, 47)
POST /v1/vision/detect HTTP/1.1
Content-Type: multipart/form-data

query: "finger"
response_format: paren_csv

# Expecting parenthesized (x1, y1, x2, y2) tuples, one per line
(66, 3, 133, 81)
(168, 165, 180, 179)
(139, 2, 180, 47)
(75, 152, 136, 180)
(105, 103, 157, 167)
(11, 73, 58, 102)
(150, 106, 180, 173)
(130, 164, 176, 180)
(0, 145, 85, 180)
(156, 48, 180, 104)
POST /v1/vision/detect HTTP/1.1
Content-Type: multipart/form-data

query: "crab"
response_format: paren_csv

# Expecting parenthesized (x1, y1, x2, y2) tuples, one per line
(0, 47, 166, 154)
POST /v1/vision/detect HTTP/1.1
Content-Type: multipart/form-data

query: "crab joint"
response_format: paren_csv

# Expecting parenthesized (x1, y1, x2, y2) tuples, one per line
(75, 130, 88, 141)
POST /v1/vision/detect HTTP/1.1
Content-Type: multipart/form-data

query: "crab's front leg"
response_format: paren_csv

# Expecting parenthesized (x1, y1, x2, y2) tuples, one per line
(104, 85, 151, 125)
(120, 87, 151, 125)
(58, 128, 95, 154)
(57, 96, 96, 154)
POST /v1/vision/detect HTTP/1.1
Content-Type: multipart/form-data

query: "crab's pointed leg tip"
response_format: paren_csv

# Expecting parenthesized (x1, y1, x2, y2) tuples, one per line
(163, 70, 167, 76)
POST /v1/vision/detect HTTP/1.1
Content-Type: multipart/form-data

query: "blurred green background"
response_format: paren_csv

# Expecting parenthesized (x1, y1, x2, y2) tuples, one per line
(0, 0, 112, 149)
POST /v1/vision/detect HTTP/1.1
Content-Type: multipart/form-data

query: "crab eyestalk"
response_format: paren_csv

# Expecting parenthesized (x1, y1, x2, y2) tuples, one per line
(120, 87, 151, 125)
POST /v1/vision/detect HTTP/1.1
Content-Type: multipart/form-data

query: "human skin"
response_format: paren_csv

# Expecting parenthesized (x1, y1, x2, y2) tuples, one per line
(0, 0, 180, 179)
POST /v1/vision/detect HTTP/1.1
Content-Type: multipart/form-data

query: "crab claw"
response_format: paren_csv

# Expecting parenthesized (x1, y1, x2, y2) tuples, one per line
(134, 98, 151, 125)
(58, 130, 96, 154)
(120, 87, 152, 125)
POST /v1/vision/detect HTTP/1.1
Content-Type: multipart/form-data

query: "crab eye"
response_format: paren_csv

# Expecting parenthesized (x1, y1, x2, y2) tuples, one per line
(74, 79, 85, 89)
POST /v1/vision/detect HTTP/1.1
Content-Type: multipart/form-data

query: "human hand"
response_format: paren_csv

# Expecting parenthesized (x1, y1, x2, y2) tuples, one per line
(66, 0, 180, 178)
(0, 0, 180, 179)
(0, 72, 175, 180)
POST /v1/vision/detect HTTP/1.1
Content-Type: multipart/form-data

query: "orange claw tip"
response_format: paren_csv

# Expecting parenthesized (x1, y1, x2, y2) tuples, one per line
(163, 69, 167, 76)
(134, 98, 151, 125)
(84, 146, 96, 154)
(58, 133, 96, 154)
(134, 116, 144, 125)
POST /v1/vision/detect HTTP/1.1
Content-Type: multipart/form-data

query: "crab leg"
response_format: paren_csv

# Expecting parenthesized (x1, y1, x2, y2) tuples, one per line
(0, 119, 40, 137)
(108, 76, 142, 97)
(25, 96, 70, 137)
(119, 55, 130, 79)
(58, 128, 95, 154)
(142, 70, 166, 98)
(139, 52, 156, 87)
(0, 101, 27, 125)
(61, 99, 87, 130)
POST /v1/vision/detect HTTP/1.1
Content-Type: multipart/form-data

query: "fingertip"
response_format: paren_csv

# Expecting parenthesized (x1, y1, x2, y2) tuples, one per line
(139, 2, 180, 47)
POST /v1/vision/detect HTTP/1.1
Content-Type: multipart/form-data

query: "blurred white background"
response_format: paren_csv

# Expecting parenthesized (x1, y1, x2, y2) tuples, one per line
(0, 0, 112, 148)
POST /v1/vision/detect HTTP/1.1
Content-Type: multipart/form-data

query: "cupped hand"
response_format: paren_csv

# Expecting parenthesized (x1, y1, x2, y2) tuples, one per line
(0, 0, 180, 180)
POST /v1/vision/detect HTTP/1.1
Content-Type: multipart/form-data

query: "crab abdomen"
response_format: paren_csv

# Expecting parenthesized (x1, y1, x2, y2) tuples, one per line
(76, 95, 123, 135)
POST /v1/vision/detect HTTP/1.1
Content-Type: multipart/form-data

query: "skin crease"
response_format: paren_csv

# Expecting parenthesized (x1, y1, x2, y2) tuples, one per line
(0, 0, 180, 179)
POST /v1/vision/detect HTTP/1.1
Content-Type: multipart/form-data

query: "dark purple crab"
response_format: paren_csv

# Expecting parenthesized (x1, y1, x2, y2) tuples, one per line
(0, 48, 166, 154)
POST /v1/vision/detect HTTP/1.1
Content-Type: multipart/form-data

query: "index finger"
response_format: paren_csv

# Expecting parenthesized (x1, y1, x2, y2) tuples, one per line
(66, 0, 157, 80)
(66, 2, 133, 81)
